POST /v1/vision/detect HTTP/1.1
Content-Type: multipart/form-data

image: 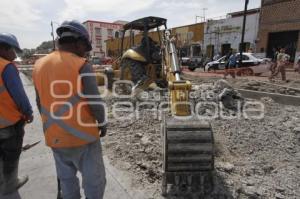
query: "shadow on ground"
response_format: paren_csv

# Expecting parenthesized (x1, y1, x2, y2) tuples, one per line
(0, 191, 22, 199)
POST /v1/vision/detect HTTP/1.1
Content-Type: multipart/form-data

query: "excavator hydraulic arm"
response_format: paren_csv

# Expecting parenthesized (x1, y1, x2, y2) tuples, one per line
(161, 31, 214, 197)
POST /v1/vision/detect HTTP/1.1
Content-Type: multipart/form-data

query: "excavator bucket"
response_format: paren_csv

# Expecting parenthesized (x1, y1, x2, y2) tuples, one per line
(161, 117, 214, 196)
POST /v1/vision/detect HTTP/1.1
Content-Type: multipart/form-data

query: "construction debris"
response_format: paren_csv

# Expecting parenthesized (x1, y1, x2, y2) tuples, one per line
(102, 77, 300, 198)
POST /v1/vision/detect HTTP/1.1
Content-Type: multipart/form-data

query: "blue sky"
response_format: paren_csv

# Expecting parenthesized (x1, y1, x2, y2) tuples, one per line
(0, 0, 261, 48)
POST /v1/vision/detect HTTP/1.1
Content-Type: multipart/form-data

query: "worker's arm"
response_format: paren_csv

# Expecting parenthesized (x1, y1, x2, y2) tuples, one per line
(2, 63, 33, 122)
(79, 63, 107, 136)
(35, 88, 41, 114)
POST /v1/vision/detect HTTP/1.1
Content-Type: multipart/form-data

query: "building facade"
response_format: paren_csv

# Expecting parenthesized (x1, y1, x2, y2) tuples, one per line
(257, 0, 300, 62)
(83, 20, 124, 57)
(204, 8, 260, 58)
(172, 23, 205, 48)
(106, 22, 205, 57)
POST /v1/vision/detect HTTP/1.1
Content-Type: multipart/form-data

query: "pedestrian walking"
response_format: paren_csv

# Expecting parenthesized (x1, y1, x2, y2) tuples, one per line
(33, 20, 107, 199)
(0, 33, 33, 195)
(224, 49, 236, 79)
(269, 48, 290, 82)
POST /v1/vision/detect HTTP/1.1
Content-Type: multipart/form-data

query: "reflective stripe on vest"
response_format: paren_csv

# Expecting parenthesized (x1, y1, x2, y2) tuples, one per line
(40, 94, 97, 143)
(0, 58, 23, 128)
(0, 117, 14, 127)
(0, 85, 5, 94)
(43, 94, 81, 130)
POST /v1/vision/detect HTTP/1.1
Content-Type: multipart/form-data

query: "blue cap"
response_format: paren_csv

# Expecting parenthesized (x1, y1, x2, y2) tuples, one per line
(0, 33, 22, 53)
(56, 20, 92, 51)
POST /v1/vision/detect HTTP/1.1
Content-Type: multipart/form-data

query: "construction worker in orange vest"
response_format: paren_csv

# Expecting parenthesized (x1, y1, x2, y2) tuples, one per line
(33, 20, 107, 199)
(0, 33, 33, 195)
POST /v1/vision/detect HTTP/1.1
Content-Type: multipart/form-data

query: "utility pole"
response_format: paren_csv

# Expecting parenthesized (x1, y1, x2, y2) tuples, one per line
(51, 21, 55, 51)
(202, 8, 208, 22)
(239, 0, 249, 67)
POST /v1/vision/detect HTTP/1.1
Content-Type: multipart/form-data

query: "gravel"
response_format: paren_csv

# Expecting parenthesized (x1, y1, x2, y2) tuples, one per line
(102, 78, 300, 198)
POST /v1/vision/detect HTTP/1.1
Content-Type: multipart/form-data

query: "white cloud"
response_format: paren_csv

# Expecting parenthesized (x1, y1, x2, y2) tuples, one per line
(59, 0, 157, 21)
(0, 0, 46, 48)
(0, 0, 42, 30)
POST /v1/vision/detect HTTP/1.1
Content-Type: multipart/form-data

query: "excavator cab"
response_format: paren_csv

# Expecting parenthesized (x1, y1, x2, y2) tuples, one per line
(119, 16, 168, 95)
(120, 16, 166, 62)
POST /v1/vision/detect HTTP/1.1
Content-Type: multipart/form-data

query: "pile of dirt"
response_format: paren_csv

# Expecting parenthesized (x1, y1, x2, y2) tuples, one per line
(191, 79, 245, 112)
(103, 95, 164, 186)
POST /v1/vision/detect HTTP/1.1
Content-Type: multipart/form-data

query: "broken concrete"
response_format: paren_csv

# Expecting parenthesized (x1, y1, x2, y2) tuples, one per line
(238, 89, 300, 106)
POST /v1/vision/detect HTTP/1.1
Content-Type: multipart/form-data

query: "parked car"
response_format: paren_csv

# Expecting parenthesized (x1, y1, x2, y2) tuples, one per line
(205, 53, 271, 76)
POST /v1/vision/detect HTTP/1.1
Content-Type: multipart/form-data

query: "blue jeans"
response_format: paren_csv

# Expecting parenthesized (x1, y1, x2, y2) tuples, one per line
(52, 141, 106, 199)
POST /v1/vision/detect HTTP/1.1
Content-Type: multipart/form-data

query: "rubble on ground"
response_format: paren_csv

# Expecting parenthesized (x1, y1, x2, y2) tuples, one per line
(102, 78, 300, 198)
(238, 80, 300, 96)
(181, 74, 300, 96)
(22, 70, 300, 198)
(191, 79, 245, 113)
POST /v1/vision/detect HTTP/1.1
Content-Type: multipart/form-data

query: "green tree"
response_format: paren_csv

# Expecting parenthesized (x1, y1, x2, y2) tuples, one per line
(35, 40, 53, 54)
(20, 48, 35, 59)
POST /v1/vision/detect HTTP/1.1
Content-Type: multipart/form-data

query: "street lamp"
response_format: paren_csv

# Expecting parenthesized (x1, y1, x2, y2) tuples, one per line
(51, 21, 60, 51)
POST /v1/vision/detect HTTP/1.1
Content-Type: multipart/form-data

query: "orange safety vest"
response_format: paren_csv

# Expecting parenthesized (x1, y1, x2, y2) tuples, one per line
(0, 57, 22, 128)
(32, 51, 100, 148)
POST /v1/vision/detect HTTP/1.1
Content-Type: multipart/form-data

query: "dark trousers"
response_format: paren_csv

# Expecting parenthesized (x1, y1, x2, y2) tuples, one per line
(270, 62, 277, 74)
(224, 63, 236, 78)
(0, 120, 25, 175)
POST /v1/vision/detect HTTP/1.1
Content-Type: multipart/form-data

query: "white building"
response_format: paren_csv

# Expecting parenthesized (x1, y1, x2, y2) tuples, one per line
(204, 8, 260, 58)
(83, 20, 124, 57)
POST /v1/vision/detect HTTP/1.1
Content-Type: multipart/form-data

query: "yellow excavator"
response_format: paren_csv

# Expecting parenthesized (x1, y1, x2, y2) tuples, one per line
(98, 16, 214, 196)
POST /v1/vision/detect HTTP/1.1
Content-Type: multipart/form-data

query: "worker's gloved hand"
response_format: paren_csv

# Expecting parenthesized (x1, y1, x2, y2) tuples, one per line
(23, 115, 33, 124)
(99, 125, 107, 137)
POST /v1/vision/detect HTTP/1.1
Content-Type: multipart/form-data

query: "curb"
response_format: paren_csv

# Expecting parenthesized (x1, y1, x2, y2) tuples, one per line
(238, 89, 300, 106)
